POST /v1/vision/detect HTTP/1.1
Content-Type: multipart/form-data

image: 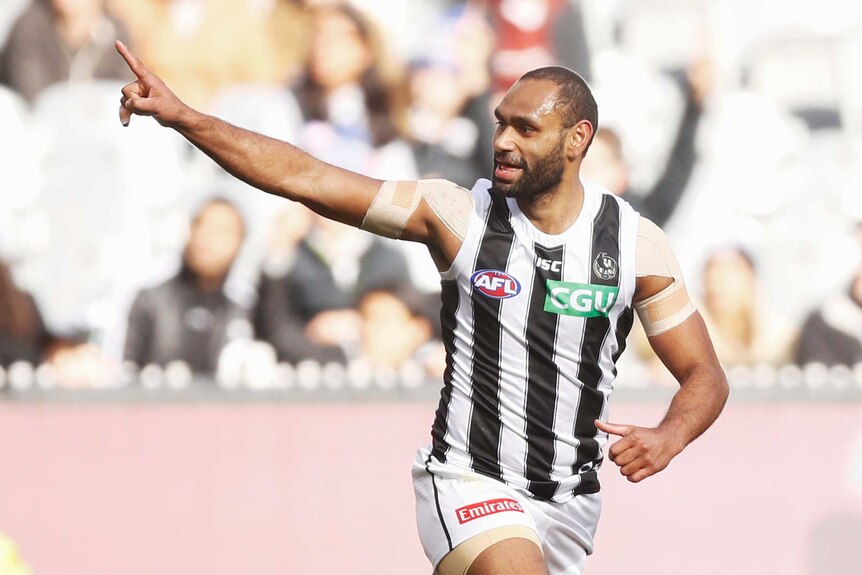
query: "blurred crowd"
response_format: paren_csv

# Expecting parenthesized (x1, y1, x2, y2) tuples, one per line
(1, 0, 862, 390)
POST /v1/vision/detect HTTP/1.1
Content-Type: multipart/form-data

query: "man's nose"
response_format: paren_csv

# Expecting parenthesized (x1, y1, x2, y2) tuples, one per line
(493, 125, 517, 153)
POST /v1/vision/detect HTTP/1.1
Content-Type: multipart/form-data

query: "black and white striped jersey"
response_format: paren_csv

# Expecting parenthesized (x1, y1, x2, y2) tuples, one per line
(430, 178, 639, 503)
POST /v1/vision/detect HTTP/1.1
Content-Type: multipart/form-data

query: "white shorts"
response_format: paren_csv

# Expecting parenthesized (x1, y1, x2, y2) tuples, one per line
(412, 447, 601, 575)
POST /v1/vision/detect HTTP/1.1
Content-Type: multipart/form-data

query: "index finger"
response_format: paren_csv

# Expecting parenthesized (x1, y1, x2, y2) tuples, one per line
(595, 419, 631, 437)
(115, 40, 149, 79)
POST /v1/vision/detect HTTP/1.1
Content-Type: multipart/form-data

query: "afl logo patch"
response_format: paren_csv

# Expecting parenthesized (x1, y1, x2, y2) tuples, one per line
(471, 269, 521, 299)
(592, 252, 618, 280)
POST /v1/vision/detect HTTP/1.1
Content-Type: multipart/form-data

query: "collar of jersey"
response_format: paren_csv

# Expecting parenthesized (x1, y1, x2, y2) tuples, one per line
(505, 180, 598, 247)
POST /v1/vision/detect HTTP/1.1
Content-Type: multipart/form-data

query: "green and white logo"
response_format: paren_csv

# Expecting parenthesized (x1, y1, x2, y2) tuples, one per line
(544, 281, 619, 317)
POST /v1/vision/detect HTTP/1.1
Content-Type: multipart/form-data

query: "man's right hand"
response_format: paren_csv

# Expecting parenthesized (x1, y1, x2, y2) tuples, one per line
(116, 41, 187, 128)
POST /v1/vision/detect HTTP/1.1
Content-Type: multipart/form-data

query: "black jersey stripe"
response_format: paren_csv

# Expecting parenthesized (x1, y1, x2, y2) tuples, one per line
(430, 278, 461, 463)
(611, 307, 635, 372)
(572, 194, 621, 496)
(466, 192, 515, 481)
(524, 243, 564, 500)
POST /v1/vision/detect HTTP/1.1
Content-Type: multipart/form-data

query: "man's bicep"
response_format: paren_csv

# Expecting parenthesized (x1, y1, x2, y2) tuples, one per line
(297, 163, 385, 228)
(647, 311, 721, 382)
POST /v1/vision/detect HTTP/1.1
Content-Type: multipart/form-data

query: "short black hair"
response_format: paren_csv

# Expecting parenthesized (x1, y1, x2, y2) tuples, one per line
(519, 66, 598, 150)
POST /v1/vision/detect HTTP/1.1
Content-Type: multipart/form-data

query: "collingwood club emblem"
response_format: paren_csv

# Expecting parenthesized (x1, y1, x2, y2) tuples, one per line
(592, 252, 617, 280)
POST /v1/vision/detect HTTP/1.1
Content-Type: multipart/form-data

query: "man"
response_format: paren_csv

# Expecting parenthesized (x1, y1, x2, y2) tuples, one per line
(796, 221, 862, 367)
(0, 0, 132, 103)
(116, 41, 728, 575)
(124, 198, 248, 376)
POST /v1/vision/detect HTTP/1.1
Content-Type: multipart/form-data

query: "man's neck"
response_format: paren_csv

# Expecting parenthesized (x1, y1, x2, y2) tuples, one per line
(516, 177, 585, 235)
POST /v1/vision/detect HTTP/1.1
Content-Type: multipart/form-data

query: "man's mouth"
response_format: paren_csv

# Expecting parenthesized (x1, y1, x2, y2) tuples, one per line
(494, 157, 525, 181)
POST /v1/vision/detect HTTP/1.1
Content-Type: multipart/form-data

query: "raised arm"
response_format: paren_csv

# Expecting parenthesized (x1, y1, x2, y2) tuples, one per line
(115, 41, 456, 251)
(596, 217, 729, 483)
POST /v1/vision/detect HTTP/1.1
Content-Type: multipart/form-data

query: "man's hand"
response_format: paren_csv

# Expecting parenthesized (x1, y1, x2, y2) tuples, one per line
(595, 419, 684, 483)
(116, 41, 187, 128)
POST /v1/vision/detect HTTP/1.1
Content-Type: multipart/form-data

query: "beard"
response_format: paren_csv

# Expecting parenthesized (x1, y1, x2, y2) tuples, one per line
(491, 138, 566, 202)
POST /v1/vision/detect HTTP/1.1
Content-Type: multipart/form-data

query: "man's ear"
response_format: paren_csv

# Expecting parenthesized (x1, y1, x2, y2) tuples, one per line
(567, 120, 594, 159)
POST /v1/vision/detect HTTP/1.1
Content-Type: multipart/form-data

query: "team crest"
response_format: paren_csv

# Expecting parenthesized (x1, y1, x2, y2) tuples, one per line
(592, 252, 617, 280)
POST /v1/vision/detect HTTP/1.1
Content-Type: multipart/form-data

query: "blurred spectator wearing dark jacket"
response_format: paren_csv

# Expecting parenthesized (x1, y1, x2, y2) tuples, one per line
(0, 0, 132, 103)
(796, 223, 862, 367)
(0, 259, 50, 366)
(123, 198, 248, 376)
(254, 204, 410, 364)
(406, 55, 484, 188)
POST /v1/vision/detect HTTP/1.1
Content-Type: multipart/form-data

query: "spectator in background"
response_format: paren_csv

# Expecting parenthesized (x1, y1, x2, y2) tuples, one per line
(252, 203, 344, 364)
(483, 0, 592, 93)
(581, 59, 710, 227)
(796, 223, 862, 367)
(356, 284, 444, 377)
(0, 259, 51, 367)
(0, 0, 132, 103)
(0, 258, 115, 388)
(111, 0, 294, 110)
(700, 246, 794, 367)
(290, 1, 416, 177)
(124, 198, 248, 376)
(405, 54, 484, 187)
(254, 204, 410, 364)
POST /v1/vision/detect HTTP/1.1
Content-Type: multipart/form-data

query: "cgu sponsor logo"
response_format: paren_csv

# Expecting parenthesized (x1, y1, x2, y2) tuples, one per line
(455, 498, 525, 524)
(471, 269, 521, 299)
(544, 280, 619, 318)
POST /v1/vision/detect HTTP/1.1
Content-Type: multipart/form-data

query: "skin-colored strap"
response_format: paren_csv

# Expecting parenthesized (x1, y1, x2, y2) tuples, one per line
(361, 179, 472, 240)
(634, 216, 696, 336)
(436, 525, 542, 575)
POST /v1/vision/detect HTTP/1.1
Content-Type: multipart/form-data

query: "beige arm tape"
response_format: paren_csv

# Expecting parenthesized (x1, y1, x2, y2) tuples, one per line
(360, 179, 472, 240)
(436, 525, 542, 575)
(634, 217, 697, 336)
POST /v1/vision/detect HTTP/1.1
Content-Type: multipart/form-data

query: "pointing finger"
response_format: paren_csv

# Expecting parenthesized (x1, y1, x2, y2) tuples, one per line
(595, 419, 631, 437)
(115, 40, 149, 79)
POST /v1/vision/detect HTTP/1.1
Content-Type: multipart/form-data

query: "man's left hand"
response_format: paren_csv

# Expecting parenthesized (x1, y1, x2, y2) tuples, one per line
(594, 419, 684, 483)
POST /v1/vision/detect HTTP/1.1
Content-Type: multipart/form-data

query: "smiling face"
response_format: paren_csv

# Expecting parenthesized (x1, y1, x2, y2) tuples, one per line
(491, 79, 574, 201)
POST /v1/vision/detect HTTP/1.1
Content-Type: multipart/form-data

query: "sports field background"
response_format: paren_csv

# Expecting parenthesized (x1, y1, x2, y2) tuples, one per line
(2, 389, 861, 574)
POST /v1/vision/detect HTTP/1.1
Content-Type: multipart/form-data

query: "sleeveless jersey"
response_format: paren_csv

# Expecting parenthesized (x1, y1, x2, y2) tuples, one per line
(430, 179, 640, 503)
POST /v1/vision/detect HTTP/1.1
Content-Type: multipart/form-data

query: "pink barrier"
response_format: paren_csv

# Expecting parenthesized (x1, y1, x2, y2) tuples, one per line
(1, 400, 860, 574)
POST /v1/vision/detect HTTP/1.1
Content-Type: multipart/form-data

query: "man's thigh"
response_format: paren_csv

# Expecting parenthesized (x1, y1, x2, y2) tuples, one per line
(440, 527, 547, 575)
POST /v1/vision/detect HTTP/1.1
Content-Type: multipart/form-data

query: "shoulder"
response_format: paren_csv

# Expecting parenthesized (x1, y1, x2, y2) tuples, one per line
(419, 178, 476, 209)
(3, 4, 49, 47)
(584, 181, 639, 216)
(419, 178, 485, 242)
(132, 274, 183, 304)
